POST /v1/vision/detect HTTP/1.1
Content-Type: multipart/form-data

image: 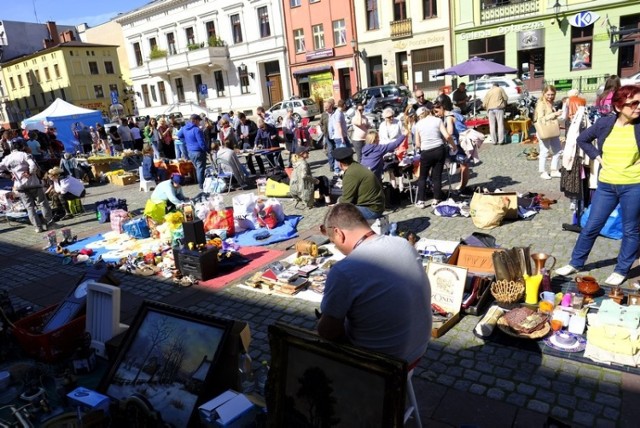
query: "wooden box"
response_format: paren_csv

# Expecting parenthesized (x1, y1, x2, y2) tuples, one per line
(110, 174, 137, 186)
(427, 262, 467, 338)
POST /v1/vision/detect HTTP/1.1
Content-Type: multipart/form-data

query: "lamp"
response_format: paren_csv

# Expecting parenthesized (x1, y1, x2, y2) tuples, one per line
(239, 62, 254, 79)
(383, 59, 388, 66)
(553, 0, 562, 19)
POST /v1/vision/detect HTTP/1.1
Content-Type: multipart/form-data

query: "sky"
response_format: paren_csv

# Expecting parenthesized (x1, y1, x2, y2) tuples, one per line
(1, 0, 152, 28)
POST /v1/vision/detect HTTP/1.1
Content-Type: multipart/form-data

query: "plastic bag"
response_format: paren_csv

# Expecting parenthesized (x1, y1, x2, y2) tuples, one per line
(204, 208, 235, 237)
(580, 203, 622, 240)
(143, 199, 167, 224)
(470, 192, 509, 230)
(232, 193, 258, 232)
(204, 175, 227, 194)
(123, 217, 151, 239)
(264, 198, 285, 223)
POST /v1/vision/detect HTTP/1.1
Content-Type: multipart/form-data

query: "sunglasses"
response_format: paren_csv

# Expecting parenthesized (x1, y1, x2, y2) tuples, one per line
(320, 224, 336, 236)
(623, 100, 640, 109)
(417, 95, 424, 98)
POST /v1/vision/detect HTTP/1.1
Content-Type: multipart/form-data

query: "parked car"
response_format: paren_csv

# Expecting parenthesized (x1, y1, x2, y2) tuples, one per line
(267, 97, 320, 123)
(596, 71, 640, 96)
(466, 76, 527, 106)
(346, 84, 411, 115)
(156, 112, 185, 124)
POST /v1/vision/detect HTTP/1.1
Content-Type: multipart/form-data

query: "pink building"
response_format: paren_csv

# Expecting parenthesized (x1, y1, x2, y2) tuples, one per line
(282, 0, 358, 104)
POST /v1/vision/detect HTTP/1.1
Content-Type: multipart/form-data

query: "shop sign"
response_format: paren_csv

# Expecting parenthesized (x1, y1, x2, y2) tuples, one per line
(554, 79, 573, 91)
(461, 21, 544, 40)
(517, 29, 544, 50)
(305, 48, 334, 61)
(334, 59, 352, 69)
(393, 33, 445, 50)
(309, 72, 333, 102)
(569, 11, 600, 28)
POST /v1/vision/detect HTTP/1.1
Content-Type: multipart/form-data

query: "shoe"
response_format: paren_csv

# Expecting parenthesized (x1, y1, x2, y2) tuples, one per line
(415, 201, 426, 209)
(431, 199, 441, 208)
(540, 172, 552, 180)
(605, 272, 626, 287)
(61, 214, 74, 220)
(34, 227, 45, 233)
(555, 265, 578, 276)
(550, 170, 562, 178)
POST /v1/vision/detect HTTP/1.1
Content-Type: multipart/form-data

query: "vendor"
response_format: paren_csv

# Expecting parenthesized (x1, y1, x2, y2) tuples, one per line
(150, 174, 189, 212)
(142, 146, 166, 182)
(334, 147, 385, 219)
(46, 167, 86, 220)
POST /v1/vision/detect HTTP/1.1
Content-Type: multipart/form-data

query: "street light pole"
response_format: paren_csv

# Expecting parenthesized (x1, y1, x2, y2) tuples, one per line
(350, 40, 361, 92)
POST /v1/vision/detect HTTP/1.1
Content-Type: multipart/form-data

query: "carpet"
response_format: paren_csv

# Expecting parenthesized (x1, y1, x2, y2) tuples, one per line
(196, 246, 286, 292)
(233, 215, 302, 247)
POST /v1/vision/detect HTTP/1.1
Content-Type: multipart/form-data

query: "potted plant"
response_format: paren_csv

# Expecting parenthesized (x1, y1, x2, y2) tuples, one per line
(149, 47, 167, 59)
(187, 43, 200, 51)
(208, 36, 226, 47)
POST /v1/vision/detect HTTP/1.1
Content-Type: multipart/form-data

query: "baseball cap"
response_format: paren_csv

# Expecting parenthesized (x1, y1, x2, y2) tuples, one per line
(190, 114, 202, 121)
(333, 147, 354, 161)
(171, 174, 183, 185)
(295, 145, 310, 155)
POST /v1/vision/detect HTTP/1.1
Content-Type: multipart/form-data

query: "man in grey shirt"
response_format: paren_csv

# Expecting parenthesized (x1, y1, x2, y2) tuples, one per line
(117, 118, 134, 150)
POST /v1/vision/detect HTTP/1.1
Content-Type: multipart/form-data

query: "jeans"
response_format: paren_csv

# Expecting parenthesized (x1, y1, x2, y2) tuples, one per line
(18, 188, 52, 228)
(488, 109, 505, 144)
(284, 133, 296, 167)
(151, 141, 162, 160)
(333, 137, 350, 173)
(569, 181, 640, 275)
(538, 136, 563, 173)
(123, 140, 134, 150)
(417, 145, 447, 202)
(352, 140, 365, 163)
(189, 151, 208, 190)
(325, 136, 335, 173)
(175, 143, 188, 160)
(357, 205, 382, 220)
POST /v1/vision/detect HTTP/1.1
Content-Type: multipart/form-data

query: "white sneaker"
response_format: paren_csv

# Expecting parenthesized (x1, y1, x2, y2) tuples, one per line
(550, 170, 562, 178)
(605, 272, 626, 287)
(540, 172, 552, 180)
(415, 201, 426, 209)
(555, 265, 578, 276)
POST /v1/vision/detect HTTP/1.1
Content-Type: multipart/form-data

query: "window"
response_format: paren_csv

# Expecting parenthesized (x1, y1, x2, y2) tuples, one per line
(290, 0, 301, 6)
(60, 87, 66, 101)
(366, 0, 379, 30)
(88, 61, 99, 74)
(94, 84, 104, 98)
(206, 21, 216, 39)
(312, 24, 325, 50)
(167, 32, 176, 54)
(258, 7, 271, 38)
(44, 67, 51, 80)
(186, 27, 195, 45)
(469, 35, 505, 65)
(104, 61, 114, 74)
(231, 14, 243, 44)
(150, 85, 157, 102)
(214, 70, 225, 96)
(141, 84, 150, 107)
(31, 94, 37, 106)
(149, 37, 157, 51)
(109, 84, 119, 97)
(54, 64, 60, 78)
(310, 0, 319, 2)
(293, 29, 305, 53)
(133, 42, 143, 66)
(175, 78, 185, 102)
(194, 74, 203, 93)
(570, 25, 593, 70)
(240, 73, 250, 94)
(35, 70, 41, 83)
(17, 75, 23, 87)
(423, 0, 437, 18)
(333, 19, 346, 46)
(9, 77, 15, 90)
(394, 0, 407, 20)
(26, 73, 33, 86)
(158, 81, 167, 104)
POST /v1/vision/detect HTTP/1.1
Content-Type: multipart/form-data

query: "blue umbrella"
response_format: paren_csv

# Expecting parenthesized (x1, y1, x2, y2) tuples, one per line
(437, 57, 518, 115)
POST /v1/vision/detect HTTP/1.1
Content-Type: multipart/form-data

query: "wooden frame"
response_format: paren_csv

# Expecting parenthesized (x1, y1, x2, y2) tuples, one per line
(267, 323, 407, 427)
(98, 301, 232, 427)
(628, 293, 640, 306)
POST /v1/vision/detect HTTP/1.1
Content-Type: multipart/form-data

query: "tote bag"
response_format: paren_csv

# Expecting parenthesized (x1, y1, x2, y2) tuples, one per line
(580, 204, 622, 240)
(534, 118, 560, 140)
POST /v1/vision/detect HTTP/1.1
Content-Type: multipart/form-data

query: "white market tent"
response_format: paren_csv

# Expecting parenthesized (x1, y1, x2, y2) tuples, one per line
(22, 98, 103, 152)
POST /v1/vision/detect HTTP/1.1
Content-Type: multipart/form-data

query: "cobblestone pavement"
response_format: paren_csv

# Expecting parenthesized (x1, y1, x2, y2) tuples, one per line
(2, 140, 639, 426)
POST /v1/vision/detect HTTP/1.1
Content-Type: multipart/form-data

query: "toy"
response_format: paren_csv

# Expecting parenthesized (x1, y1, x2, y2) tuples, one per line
(295, 240, 318, 258)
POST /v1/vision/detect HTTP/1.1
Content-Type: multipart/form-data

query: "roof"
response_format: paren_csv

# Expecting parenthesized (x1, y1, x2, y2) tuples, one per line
(1, 41, 119, 66)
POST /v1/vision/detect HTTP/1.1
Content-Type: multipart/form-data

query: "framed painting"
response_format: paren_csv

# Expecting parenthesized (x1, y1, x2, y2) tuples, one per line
(98, 301, 233, 427)
(267, 323, 407, 427)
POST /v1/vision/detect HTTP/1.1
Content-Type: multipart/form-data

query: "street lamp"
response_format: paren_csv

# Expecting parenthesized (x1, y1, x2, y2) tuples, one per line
(553, 0, 562, 20)
(239, 63, 254, 79)
(350, 40, 361, 91)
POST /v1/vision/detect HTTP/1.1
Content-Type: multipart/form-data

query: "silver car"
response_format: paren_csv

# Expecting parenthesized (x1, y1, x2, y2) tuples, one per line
(466, 76, 528, 106)
(267, 97, 320, 123)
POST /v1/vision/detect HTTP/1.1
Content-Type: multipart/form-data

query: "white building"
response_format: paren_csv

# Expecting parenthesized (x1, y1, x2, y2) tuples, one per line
(116, 0, 291, 118)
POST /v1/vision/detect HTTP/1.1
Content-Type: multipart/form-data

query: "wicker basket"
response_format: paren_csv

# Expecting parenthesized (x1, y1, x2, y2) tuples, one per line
(490, 279, 525, 304)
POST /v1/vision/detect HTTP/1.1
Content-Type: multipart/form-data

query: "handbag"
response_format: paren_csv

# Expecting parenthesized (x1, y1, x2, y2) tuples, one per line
(534, 117, 560, 140)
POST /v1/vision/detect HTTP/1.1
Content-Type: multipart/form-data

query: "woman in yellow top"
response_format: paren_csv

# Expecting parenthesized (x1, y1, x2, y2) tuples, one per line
(534, 85, 563, 180)
(555, 85, 640, 286)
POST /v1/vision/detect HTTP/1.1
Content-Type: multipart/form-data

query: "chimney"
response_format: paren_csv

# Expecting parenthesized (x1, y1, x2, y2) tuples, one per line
(46, 21, 60, 45)
(60, 31, 76, 43)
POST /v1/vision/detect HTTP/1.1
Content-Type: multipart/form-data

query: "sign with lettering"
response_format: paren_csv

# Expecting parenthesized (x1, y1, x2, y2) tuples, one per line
(461, 22, 545, 41)
(569, 11, 600, 28)
(426, 262, 467, 313)
(305, 48, 334, 61)
(554, 79, 573, 91)
(517, 29, 545, 50)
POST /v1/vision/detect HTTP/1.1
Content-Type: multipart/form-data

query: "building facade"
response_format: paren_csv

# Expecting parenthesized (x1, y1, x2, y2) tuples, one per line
(451, 0, 639, 93)
(0, 20, 79, 128)
(117, 0, 291, 118)
(353, 0, 453, 97)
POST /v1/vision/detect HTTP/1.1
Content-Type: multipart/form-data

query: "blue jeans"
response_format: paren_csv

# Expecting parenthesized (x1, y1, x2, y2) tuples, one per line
(357, 205, 382, 220)
(189, 151, 208, 190)
(570, 181, 640, 275)
(325, 136, 335, 172)
(175, 143, 188, 160)
(333, 137, 350, 173)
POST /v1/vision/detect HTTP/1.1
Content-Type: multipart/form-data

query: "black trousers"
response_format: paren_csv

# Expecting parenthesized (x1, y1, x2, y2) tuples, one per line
(417, 145, 447, 202)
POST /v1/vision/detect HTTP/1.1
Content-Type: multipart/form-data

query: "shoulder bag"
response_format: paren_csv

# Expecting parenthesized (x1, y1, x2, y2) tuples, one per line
(534, 104, 560, 140)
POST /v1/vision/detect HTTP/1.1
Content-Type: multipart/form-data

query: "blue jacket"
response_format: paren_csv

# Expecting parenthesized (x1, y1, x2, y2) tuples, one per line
(254, 124, 279, 149)
(361, 133, 405, 178)
(178, 122, 207, 153)
(142, 155, 157, 181)
(578, 115, 640, 160)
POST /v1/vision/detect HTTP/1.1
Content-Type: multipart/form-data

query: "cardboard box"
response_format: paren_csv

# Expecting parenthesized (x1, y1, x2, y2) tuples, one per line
(427, 262, 467, 338)
(199, 390, 255, 427)
(91, 163, 112, 177)
(67, 387, 110, 415)
(110, 174, 137, 186)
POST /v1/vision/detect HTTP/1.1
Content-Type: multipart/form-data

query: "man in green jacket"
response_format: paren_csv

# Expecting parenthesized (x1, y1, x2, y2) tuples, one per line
(333, 147, 385, 219)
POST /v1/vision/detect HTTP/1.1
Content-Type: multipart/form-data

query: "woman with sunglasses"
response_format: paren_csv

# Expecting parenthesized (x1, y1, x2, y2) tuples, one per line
(555, 85, 640, 286)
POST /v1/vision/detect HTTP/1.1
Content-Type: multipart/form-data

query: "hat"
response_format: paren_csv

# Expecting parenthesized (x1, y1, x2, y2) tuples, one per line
(48, 166, 64, 177)
(333, 147, 354, 161)
(295, 145, 310, 155)
(382, 107, 395, 118)
(171, 174, 183, 185)
(190, 114, 202, 121)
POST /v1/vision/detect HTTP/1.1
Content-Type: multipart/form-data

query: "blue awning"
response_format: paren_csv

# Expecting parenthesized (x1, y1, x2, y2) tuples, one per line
(292, 65, 332, 76)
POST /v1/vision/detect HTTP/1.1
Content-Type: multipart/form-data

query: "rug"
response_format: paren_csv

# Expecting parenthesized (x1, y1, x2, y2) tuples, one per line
(47, 231, 162, 263)
(196, 246, 285, 292)
(233, 215, 302, 247)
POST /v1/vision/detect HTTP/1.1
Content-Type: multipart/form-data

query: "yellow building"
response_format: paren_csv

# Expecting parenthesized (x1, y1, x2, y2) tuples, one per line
(1, 40, 126, 124)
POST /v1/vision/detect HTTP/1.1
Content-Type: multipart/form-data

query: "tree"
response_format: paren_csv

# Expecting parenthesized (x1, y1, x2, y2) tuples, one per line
(132, 317, 175, 384)
(296, 367, 340, 427)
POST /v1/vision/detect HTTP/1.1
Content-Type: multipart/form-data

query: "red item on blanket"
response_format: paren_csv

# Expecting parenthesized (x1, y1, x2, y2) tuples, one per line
(79, 248, 93, 256)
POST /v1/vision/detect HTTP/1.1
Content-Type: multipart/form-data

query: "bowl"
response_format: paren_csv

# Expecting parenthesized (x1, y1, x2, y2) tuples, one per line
(554, 332, 578, 347)
(575, 275, 600, 296)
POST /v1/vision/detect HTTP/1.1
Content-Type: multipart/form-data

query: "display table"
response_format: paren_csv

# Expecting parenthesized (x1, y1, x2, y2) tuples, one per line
(154, 160, 196, 183)
(465, 118, 490, 136)
(507, 119, 533, 143)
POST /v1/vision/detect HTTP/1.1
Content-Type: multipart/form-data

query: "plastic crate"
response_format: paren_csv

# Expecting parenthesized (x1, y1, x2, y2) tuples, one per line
(11, 304, 86, 362)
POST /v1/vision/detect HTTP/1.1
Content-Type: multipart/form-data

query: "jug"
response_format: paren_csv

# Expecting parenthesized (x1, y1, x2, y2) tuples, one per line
(530, 253, 557, 275)
(524, 274, 543, 305)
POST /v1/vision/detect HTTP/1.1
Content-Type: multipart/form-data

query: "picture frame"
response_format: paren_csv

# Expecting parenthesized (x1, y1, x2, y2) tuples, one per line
(267, 323, 407, 427)
(98, 301, 233, 427)
(628, 294, 640, 306)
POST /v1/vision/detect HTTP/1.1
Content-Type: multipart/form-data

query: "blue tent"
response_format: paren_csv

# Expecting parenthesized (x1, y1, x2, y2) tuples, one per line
(22, 98, 103, 153)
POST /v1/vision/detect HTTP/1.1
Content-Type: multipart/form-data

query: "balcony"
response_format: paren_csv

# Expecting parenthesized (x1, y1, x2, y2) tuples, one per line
(130, 44, 230, 80)
(390, 18, 412, 40)
(481, 0, 538, 24)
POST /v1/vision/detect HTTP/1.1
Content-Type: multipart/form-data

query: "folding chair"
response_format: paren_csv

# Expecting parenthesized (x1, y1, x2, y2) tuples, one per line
(213, 158, 238, 194)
